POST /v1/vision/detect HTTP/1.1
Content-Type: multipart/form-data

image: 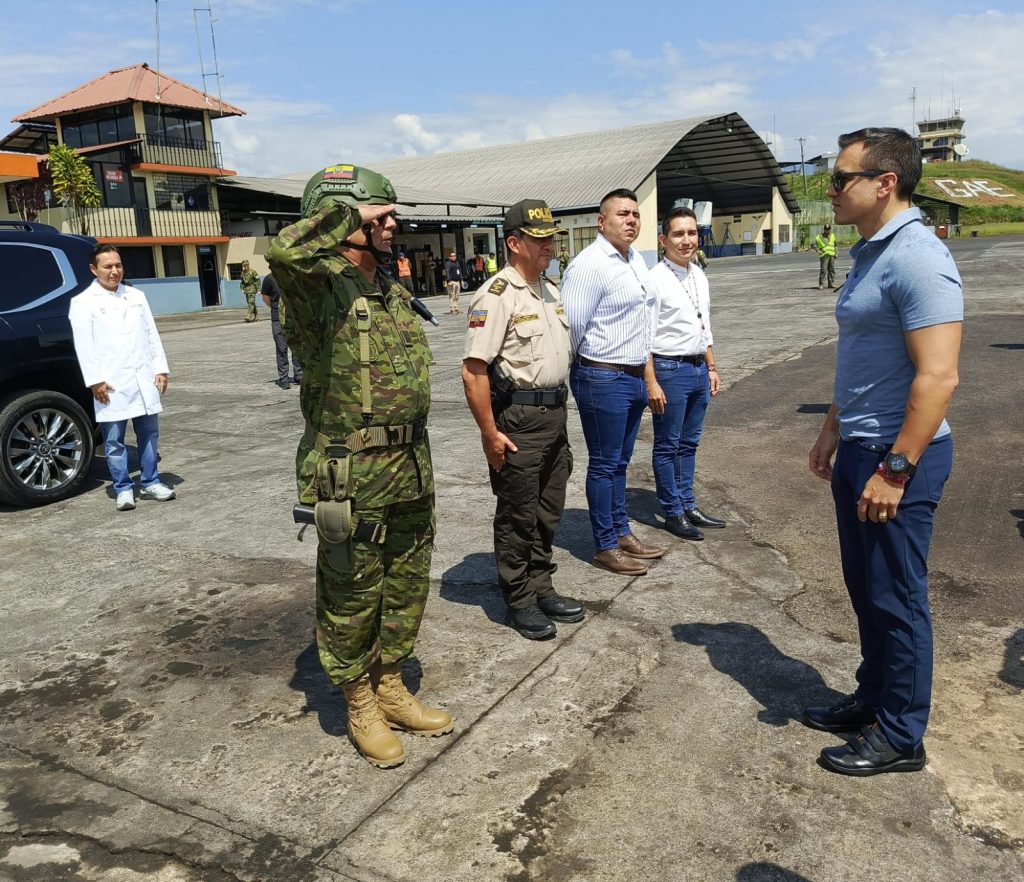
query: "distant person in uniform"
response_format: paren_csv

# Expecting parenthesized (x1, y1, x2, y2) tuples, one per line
(240, 260, 260, 321)
(556, 246, 570, 277)
(485, 251, 498, 276)
(444, 251, 463, 314)
(462, 199, 583, 640)
(260, 271, 303, 389)
(806, 128, 962, 776)
(813, 224, 838, 289)
(69, 244, 176, 512)
(395, 251, 414, 292)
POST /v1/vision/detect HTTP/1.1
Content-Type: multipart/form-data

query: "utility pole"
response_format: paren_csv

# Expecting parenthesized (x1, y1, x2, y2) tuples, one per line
(797, 137, 808, 196)
(909, 86, 917, 132)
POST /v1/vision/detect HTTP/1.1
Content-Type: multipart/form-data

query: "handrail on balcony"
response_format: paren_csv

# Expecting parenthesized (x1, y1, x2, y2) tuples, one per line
(130, 134, 224, 170)
(78, 205, 224, 239)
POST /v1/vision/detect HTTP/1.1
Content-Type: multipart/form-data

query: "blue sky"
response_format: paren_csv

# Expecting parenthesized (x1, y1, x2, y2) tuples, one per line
(2, 0, 1022, 176)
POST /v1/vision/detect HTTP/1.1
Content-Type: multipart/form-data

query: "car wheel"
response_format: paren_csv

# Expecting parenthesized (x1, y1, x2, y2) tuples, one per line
(0, 390, 95, 507)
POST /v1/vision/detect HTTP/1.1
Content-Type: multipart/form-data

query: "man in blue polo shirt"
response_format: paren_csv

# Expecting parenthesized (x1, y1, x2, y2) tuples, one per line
(805, 128, 962, 776)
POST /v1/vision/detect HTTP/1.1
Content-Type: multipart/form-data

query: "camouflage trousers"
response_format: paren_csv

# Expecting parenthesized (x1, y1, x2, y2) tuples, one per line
(244, 289, 258, 321)
(316, 493, 435, 685)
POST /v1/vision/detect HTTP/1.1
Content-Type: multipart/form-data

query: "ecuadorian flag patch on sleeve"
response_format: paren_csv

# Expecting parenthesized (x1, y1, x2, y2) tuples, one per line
(469, 309, 488, 328)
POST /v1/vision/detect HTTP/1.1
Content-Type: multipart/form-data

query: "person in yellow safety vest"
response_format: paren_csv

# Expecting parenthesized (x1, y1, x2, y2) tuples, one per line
(485, 252, 498, 276)
(813, 224, 838, 289)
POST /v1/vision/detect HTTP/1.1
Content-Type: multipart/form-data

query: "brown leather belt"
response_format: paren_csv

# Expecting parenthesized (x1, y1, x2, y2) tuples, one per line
(576, 356, 645, 378)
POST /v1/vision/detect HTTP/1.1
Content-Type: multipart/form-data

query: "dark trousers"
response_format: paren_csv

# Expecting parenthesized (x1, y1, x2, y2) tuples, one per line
(271, 317, 303, 382)
(490, 403, 572, 609)
(831, 435, 953, 753)
(569, 362, 647, 550)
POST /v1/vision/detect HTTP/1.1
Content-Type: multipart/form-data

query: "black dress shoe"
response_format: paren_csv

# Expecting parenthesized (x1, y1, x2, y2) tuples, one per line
(664, 516, 704, 541)
(537, 593, 585, 623)
(684, 507, 726, 528)
(275, 377, 291, 389)
(803, 694, 876, 733)
(820, 724, 926, 777)
(508, 605, 556, 640)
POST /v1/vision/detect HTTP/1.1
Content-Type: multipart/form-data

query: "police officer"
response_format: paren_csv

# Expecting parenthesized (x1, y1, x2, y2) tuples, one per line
(813, 223, 838, 289)
(240, 260, 260, 322)
(462, 199, 584, 640)
(267, 164, 452, 768)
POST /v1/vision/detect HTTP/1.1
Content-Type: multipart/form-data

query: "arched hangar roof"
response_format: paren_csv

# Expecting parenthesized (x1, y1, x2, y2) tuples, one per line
(369, 112, 798, 218)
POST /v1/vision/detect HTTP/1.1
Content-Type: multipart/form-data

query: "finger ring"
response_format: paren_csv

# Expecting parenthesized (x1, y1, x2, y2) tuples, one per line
(879, 513, 888, 521)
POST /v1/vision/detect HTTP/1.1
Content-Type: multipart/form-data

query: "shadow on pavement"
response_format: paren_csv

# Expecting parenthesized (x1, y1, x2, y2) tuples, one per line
(990, 343, 1024, 350)
(288, 638, 345, 737)
(671, 621, 844, 727)
(999, 628, 1024, 691)
(736, 862, 817, 882)
(440, 551, 506, 625)
(796, 403, 831, 414)
(1012, 508, 1024, 540)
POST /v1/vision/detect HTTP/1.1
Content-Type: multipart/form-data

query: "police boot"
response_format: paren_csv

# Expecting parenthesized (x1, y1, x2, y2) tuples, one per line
(340, 674, 406, 768)
(374, 662, 454, 737)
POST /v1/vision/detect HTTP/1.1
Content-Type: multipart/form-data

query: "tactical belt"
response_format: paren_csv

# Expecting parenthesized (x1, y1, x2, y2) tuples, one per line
(652, 352, 706, 366)
(315, 417, 427, 456)
(577, 356, 646, 378)
(509, 387, 568, 407)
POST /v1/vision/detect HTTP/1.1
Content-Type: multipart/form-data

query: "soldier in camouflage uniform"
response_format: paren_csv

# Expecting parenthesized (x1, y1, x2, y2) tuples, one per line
(267, 164, 452, 768)
(240, 260, 260, 322)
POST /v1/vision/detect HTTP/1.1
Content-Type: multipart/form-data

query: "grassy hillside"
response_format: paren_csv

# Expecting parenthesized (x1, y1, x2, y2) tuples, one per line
(786, 160, 1024, 225)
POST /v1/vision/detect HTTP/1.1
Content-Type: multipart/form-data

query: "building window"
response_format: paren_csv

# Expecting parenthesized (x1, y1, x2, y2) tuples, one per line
(118, 246, 156, 282)
(61, 105, 135, 149)
(91, 162, 132, 208)
(227, 262, 245, 281)
(778, 224, 791, 244)
(143, 103, 205, 146)
(152, 173, 210, 211)
(162, 246, 186, 278)
(573, 226, 598, 254)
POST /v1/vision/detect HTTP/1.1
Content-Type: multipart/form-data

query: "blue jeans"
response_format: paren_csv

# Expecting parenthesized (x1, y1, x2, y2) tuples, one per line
(651, 358, 710, 515)
(569, 363, 647, 551)
(100, 414, 161, 493)
(831, 435, 952, 752)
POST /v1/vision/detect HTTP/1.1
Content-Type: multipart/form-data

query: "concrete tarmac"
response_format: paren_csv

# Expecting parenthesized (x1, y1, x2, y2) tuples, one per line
(1, 237, 1022, 882)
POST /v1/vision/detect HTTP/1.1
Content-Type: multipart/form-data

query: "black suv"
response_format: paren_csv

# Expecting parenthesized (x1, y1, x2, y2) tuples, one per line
(0, 221, 96, 507)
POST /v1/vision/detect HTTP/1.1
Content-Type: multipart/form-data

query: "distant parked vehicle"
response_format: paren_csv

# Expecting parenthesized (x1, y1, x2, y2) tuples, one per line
(0, 221, 97, 507)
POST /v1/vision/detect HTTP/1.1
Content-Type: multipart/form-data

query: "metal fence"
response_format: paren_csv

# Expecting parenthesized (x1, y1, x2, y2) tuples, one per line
(129, 135, 224, 170)
(75, 206, 224, 238)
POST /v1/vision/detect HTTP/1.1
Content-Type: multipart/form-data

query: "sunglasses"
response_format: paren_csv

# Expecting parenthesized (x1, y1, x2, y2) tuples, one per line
(830, 169, 891, 192)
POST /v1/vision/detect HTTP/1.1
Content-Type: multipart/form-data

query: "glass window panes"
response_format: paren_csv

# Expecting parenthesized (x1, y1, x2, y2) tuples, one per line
(572, 226, 598, 254)
(118, 246, 156, 281)
(152, 173, 210, 211)
(162, 246, 186, 277)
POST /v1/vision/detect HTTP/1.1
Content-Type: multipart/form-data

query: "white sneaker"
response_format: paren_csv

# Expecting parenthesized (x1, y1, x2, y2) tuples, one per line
(116, 490, 136, 511)
(140, 482, 176, 502)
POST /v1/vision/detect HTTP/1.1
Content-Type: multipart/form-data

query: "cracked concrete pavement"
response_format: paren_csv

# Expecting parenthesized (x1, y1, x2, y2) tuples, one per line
(1, 237, 1022, 881)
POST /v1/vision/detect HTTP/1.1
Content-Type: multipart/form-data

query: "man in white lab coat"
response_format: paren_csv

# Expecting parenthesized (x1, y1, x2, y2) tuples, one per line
(69, 244, 176, 511)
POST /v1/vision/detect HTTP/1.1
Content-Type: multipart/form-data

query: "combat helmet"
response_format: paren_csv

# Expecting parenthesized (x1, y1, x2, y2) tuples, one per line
(301, 164, 397, 218)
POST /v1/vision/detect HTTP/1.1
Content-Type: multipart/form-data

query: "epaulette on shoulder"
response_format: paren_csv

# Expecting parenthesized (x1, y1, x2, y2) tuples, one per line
(487, 277, 508, 295)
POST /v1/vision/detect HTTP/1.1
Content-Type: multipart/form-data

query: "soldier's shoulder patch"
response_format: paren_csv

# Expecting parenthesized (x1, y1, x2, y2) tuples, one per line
(469, 308, 487, 328)
(488, 278, 508, 295)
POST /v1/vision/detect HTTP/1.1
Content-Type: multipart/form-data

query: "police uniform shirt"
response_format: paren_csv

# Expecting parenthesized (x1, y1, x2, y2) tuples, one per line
(463, 266, 570, 390)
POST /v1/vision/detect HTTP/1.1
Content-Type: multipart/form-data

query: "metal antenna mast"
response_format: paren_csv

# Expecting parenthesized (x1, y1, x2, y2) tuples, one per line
(797, 137, 807, 196)
(909, 86, 917, 132)
(193, 2, 225, 115)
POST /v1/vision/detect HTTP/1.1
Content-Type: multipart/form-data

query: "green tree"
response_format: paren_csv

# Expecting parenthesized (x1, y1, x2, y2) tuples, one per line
(48, 144, 100, 235)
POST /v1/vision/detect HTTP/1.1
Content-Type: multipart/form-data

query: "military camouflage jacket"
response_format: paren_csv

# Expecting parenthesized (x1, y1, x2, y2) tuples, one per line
(240, 268, 260, 294)
(267, 203, 434, 508)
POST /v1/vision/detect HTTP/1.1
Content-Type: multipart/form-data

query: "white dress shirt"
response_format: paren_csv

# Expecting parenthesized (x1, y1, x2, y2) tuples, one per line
(561, 233, 656, 365)
(649, 259, 714, 355)
(68, 280, 169, 422)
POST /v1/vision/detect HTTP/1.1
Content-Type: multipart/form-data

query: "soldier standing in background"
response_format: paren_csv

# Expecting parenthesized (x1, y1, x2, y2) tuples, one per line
(813, 223, 838, 290)
(268, 164, 452, 769)
(240, 260, 260, 322)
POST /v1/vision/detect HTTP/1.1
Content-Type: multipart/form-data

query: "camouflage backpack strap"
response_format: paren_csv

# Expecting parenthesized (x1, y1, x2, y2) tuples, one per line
(353, 295, 373, 424)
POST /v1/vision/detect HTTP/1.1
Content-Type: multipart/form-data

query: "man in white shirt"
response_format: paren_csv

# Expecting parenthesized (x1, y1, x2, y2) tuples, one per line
(645, 207, 726, 542)
(562, 188, 664, 576)
(69, 244, 175, 511)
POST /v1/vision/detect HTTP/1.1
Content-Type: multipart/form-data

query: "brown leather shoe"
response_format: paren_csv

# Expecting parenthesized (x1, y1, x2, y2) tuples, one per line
(617, 533, 666, 560)
(593, 548, 649, 575)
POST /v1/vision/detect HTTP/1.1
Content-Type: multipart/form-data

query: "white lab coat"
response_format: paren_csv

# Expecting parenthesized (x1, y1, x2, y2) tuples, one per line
(68, 280, 170, 422)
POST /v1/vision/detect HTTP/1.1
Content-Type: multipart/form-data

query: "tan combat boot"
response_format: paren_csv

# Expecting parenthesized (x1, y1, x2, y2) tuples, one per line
(374, 662, 454, 737)
(341, 674, 406, 768)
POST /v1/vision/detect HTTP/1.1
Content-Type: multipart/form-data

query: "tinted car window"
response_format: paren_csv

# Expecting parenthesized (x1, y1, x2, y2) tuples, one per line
(0, 243, 66, 311)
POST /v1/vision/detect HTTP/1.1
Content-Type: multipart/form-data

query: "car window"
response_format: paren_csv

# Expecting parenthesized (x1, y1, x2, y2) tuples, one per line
(0, 242, 78, 313)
